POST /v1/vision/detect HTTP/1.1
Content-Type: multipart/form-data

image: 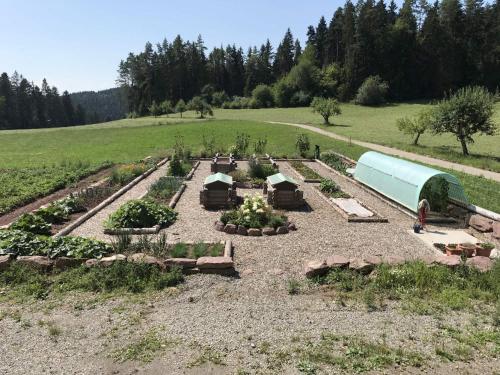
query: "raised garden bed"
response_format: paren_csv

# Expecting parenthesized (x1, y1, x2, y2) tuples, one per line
(214, 194, 296, 236)
(104, 199, 177, 235)
(315, 178, 387, 223)
(289, 161, 323, 183)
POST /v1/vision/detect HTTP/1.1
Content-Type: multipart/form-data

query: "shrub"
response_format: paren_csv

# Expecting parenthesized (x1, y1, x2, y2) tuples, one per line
(295, 134, 310, 157)
(234, 132, 250, 157)
(170, 243, 188, 258)
(290, 91, 311, 107)
(253, 137, 267, 155)
(212, 91, 229, 107)
(168, 155, 191, 177)
(105, 199, 177, 229)
(311, 97, 341, 125)
(10, 213, 51, 236)
(273, 79, 295, 107)
(355, 75, 389, 106)
(252, 84, 274, 108)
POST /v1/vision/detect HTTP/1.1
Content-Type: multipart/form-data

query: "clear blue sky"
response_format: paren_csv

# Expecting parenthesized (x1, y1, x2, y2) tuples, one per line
(1, 0, 400, 93)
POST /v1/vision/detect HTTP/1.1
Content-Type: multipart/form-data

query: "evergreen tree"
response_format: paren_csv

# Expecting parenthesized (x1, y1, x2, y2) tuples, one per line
(274, 29, 295, 77)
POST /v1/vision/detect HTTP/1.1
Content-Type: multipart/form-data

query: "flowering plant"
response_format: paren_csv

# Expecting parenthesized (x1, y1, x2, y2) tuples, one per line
(238, 194, 271, 227)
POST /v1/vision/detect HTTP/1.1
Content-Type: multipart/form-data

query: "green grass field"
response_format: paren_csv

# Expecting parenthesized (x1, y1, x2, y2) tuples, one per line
(0, 118, 499, 214)
(212, 102, 500, 173)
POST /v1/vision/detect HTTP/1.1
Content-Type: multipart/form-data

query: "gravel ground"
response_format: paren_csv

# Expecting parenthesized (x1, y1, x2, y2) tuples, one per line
(0, 161, 497, 375)
(69, 163, 170, 241)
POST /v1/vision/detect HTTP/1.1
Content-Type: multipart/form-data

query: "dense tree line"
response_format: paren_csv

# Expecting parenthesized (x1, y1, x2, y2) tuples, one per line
(70, 87, 128, 124)
(0, 72, 85, 130)
(118, 0, 500, 113)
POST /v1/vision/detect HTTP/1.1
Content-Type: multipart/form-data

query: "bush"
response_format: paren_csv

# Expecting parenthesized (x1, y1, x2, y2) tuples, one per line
(168, 155, 191, 177)
(273, 79, 295, 108)
(355, 75, 389, 106)
(212, 91, 229, 107)
(105, 199, 177, 229)
(10, 213, 51, 236)
(290, 91, 311, 107)
(252, 84, 274, 108)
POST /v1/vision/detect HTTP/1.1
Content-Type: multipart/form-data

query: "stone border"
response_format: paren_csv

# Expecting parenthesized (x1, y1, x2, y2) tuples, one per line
(0, 240, 236, 276)
(103, 225, 161, 235)
(304, 253, 495, 278)
(169, 183, 187, 209)
(54, 158, 169, 238)
(214, 221, 296, 236)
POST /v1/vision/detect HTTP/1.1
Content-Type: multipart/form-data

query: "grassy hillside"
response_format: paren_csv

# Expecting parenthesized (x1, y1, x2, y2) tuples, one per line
(213, 102, 500, 173)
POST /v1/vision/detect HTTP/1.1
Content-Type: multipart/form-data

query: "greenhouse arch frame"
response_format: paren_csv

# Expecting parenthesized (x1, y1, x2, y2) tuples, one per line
(353, 151, 468, 213)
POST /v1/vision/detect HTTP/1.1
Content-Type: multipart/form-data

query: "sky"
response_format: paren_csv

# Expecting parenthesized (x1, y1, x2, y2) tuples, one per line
(1, 0, 361, 93)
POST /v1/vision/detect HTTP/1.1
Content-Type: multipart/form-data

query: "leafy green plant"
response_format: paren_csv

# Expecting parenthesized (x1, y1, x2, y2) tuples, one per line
(296, 134, 310, 157)
(290, 161, 322, 180)
(110, 163, 149, 186)
(170, 243, 188, 258)
(192, 242, 208, 258)
(248, 157, 278, 179)
(253, 137, 268, 155)
(45, 236, 111, 259)
(148, 177, 183, 201)
(10, 213, 51, 235)
(105, 199, 177, 229)
(210, 243, 224, 257)
(0, 229, 47, 256)
(320, 151, 351, 175)
(319, 179, 350, 198)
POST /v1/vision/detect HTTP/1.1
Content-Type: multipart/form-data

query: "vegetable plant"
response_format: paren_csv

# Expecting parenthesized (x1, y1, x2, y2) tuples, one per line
(105, 199, 177, 229)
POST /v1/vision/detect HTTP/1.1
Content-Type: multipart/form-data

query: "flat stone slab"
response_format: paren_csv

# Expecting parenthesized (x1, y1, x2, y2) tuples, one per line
(331, 198, 373, 217)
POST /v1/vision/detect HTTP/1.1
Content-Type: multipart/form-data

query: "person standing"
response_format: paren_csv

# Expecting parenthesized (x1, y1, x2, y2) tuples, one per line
(418, 199, 430, 230)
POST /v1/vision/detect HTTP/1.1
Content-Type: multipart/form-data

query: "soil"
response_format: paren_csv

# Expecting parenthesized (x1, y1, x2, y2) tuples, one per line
(0, 167, 113, 226)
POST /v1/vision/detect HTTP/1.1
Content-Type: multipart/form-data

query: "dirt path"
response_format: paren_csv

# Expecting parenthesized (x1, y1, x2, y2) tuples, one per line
(268, 121, 500, 182)
(69, 163, 170, 241)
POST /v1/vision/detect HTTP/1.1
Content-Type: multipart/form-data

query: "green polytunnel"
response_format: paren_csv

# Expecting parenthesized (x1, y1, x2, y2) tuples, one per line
(353, 151, 468, 213)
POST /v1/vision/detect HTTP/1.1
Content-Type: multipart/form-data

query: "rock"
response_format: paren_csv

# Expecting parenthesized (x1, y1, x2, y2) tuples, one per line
(383, 255, 406, 266)
(237, 225, 248, 236)
(276, 226, 289, 235)
(493, 222, 500, 239)
(434, 255, 462, 268)
(287, 222, 297, 231)
(16, 256, 53, 272)
(224, 224, 237, 234)
(468, 214, 493, 232)
(304, 260, 329, 278)
(326, 255, 349, 268)
(466, 256, 493, 272)
(364, 255, 383, 266)
(53, 257, 87, 270)
(419, 255, 437, 265)
(214, 221, 225, 232)
(165, 258, 197, 269)
(129, 253, 163, 267)
(262, 227, 276, 236)
(348, 259, 374, 275)
(0, 255, 12, 271)
(99, 254, 127, 266)
(197, 256, 234, 269)
(85, 259, 99, 267)
(248, 228, 262, 237)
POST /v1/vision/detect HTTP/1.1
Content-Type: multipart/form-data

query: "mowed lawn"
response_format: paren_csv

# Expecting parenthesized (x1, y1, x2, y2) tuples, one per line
(212, 102, 500, 173)
(0, 119, 498, 214)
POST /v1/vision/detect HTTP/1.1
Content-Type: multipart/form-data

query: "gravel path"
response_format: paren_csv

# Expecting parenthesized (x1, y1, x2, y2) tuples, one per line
(1, 161, 496, 374)
(70, 163, 170, 241)
(268, 121, 500, 182)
